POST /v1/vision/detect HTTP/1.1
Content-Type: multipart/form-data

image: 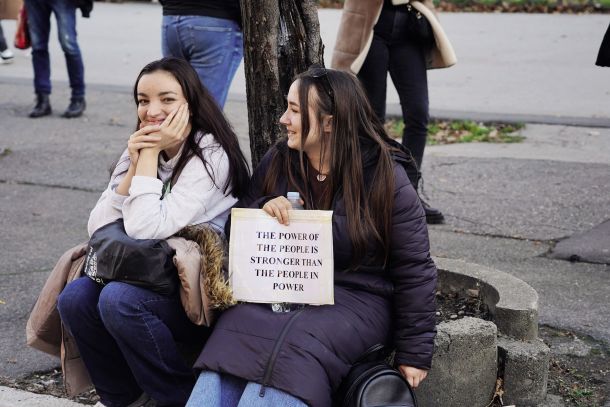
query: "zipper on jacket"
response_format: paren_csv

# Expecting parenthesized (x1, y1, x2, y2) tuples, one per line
(259, 308, 306, 397)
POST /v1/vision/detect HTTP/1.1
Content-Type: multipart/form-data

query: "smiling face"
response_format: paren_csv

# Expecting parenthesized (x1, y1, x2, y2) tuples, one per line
(136, 70, 188, 128)
(279, 80, 325, 158)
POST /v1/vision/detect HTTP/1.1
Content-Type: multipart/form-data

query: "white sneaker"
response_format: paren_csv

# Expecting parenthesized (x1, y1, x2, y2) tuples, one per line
(0, 49, 14, 62)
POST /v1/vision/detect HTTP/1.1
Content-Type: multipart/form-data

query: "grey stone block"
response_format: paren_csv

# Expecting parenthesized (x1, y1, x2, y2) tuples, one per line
(435, 257, 539, 340)
(416, 317, 497, 407)
(498, 336, 550, 406)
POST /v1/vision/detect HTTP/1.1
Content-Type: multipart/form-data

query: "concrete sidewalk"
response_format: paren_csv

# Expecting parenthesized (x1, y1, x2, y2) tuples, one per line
(0, 386, 86, 407)
(1, 78, 608, 405)
(0, 2, 609, 406)
(0, 2, 608, 124)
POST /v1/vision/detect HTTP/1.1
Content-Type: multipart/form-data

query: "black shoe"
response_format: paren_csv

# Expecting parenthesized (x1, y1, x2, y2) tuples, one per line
(422, 199, 445, 224)
(29, 93, 52, 118)
(62, 97, 86, 118)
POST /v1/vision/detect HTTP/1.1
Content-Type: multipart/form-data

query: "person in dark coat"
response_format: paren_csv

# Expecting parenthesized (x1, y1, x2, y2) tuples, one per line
(187, 67, 438, 407)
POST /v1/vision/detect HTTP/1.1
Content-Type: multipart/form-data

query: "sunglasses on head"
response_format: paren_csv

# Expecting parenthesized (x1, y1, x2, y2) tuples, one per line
(309, 66, 335, 106)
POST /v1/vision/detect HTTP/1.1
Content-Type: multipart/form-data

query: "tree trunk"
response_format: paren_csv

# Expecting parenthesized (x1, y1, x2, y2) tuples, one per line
(240, 0, 324, 168)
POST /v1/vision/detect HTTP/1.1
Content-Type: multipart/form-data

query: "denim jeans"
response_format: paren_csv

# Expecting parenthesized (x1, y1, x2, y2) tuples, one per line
(58, 277, 206, 407)
(24, 0, 85, 98)
(358, 5, 429, 188)
(186, 371, 307, 407)
(162, 15, 243, 108)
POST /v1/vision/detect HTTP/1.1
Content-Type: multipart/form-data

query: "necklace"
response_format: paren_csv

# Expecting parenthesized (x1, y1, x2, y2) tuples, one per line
(316, 173, 327, 182)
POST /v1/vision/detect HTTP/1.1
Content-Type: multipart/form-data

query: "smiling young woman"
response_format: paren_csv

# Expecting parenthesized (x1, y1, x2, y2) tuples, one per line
(186, 67, 437, 407)
(55, 57, 250, 407)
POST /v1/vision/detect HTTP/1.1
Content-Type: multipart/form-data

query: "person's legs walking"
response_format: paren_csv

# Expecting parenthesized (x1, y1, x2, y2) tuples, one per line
(357, 7, 392, 121)
(53, 0, 86, 118)
(388, 9, 444, 224)
(98, 282, 205, 407)
(58, 277, 143, 407)
(24, 0, 53, 117)
(388, 17, 429, 184)
(174, 15, 243, 108)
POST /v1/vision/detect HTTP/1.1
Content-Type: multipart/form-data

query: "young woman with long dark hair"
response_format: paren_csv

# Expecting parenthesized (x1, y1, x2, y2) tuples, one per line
(186, 67, 437, 407)
(57, 57, 249, 407)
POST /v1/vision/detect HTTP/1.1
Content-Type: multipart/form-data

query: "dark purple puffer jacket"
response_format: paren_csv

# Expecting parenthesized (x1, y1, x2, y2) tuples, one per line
(194, 140, 437, 407)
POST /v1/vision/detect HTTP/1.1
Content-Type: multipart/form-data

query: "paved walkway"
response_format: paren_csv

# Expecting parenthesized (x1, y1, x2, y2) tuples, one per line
(0, 3, 608, 406)
(0, 3, 609, 123)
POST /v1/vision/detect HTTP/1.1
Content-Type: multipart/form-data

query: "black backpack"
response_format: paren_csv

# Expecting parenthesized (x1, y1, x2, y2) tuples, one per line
(337, 345, 418, 407)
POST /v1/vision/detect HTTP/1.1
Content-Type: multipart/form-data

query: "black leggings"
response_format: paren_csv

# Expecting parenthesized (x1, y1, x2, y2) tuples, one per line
(358, 5, 429, 188)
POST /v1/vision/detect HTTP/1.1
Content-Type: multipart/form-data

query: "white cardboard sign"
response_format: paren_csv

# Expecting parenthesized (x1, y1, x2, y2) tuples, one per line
(229, 208, 334, 305)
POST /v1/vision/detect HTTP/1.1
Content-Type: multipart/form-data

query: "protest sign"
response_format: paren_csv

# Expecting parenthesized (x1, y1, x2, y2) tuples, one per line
(229, 208, 334, 305)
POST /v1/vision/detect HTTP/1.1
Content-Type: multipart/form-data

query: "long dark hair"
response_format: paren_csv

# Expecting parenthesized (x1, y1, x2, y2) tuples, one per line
(264, 67, 403, 267)
(131, 57, 249, 198)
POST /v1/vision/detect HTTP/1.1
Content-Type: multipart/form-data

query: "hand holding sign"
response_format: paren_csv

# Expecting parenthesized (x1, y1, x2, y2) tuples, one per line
(229, 208, 334, 305)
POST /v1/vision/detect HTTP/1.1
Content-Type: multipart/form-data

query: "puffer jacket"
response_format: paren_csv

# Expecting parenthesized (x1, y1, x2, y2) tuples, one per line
(194, 140, 437, 407)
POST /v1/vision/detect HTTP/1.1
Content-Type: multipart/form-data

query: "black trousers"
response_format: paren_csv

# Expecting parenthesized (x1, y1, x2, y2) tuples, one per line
(358, 5, 429, 188)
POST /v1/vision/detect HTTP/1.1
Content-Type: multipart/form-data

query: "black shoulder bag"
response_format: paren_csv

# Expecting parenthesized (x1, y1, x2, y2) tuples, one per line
(83, 219, 179, 296)
(337, 345, 418, 407)
(404, 2, 435, 49)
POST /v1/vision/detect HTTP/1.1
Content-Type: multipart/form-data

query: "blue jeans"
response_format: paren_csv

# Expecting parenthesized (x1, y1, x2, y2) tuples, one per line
(24, 0, 85, 98)
(162, 15, 243, 108)
(58, 277, 206, 407)
(186, 371, 307, 407)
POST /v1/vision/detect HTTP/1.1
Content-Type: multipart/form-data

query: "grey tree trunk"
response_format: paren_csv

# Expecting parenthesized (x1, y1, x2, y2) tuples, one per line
(240, 0, 324, 168)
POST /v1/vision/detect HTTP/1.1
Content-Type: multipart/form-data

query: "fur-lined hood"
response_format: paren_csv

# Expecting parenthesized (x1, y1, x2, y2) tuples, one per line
(172, 225, 235, 326)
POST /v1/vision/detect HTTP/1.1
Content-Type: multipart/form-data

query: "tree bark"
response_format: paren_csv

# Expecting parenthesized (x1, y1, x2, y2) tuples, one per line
(240, 0, 324, 168)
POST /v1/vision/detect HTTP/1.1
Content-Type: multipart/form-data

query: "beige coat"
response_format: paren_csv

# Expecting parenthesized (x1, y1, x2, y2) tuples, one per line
(26, 226, 232, 396)
(331, 0, 457, 73)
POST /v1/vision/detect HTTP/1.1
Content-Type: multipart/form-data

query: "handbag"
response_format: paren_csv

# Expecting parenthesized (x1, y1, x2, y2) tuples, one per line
(404, 3, 434, 48)
(83, 219, 179, 295)
(14, 6, 31, 50)
(337, 345, 418, 407)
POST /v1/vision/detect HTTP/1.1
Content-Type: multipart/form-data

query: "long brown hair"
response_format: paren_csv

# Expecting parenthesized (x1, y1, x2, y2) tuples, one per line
(264, 67, 404, 268)
(130, 57, 250, 198)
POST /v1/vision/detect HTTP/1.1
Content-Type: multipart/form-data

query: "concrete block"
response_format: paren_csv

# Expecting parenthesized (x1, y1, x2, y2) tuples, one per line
(498, 336, 550, 407)
(416, 317, 497, 407)
(435, 257, 539, 340)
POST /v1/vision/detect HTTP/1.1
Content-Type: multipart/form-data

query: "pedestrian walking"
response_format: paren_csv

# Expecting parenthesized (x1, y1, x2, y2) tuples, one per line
(332, 0, 456, 224)
(24, 0, 92, 118)
(160, 0, 243, 108)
